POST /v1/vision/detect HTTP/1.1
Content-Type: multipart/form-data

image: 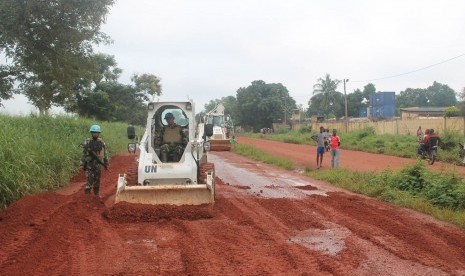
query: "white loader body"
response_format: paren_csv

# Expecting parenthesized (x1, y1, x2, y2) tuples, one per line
(116, 101, 215, 206)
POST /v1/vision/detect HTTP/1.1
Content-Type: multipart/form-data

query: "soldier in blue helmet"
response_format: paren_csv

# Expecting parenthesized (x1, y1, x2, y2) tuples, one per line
(159, 112, 187, 162)
(80, 124, 109, 197)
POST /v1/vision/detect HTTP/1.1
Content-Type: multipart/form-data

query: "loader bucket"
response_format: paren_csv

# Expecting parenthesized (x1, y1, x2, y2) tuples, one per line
(115, 174, 215, 206)
(210, 139, 231, 151)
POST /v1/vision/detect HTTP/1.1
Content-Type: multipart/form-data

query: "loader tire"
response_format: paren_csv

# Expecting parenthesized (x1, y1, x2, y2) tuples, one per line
(199, 162, 215, 184)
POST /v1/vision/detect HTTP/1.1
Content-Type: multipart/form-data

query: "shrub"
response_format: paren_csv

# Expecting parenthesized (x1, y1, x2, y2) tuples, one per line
(356, 127, 375, 139)
(299, 125, 312, 134)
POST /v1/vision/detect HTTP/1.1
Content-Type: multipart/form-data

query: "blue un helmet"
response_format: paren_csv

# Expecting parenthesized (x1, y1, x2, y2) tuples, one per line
(89, 125, 101, 133)
(164, 112, 175, 120)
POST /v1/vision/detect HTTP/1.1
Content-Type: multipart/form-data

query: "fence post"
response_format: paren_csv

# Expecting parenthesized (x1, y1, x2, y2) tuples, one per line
(443, 116, 446, 133)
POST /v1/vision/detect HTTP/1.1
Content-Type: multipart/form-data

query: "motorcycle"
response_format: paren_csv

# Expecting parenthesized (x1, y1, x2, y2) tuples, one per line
(417, 139, 439, 165)
(324, 138, 331, 152)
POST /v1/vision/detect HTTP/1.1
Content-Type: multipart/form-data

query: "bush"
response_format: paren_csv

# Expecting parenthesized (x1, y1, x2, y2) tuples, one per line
(299, 125, 312, 134)
(444, 106, 460, 117)
(356, 127, 375, 139)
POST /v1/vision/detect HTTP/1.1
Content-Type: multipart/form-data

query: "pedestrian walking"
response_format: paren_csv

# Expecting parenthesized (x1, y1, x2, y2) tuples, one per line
(80, 125, 109, 197)
(417, 126, 423, 142)
(330, 129, 341, 168)
(311, 126, 326, 169)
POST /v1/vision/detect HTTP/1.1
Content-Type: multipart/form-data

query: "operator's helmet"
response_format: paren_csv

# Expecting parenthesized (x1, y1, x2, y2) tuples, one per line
(89, 124, 101, 133)
(164, 112, 175, 120)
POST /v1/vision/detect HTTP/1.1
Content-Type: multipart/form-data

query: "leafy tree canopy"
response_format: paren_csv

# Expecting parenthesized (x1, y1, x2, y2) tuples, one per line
(131, 73, 162, 101)
(397, 81, 457, 108)
(308, 74, 341, 118)
(0, 0, 115, 113)
(236, 80, 296, 132)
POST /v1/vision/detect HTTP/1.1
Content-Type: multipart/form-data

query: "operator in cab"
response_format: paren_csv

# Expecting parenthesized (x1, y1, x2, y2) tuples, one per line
(159, 112, 187, 162)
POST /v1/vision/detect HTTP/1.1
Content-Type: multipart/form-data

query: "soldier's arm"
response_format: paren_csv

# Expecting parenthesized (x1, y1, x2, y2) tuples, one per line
(102, 141, 109, 164)
(80, 139, 89, 169)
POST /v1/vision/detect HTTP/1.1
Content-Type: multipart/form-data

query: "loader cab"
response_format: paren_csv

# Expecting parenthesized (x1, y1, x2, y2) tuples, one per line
(209, 115, 223, 127)
(151, 104, 190, 163)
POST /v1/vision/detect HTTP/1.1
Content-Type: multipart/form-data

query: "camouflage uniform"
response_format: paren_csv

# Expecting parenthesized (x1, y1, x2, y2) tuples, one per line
(159, 124, 187, 162)
(80, 138, 108, 196)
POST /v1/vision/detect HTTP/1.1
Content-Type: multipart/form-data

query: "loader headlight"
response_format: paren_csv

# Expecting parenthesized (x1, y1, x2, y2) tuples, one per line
(203, 141, 211, 151)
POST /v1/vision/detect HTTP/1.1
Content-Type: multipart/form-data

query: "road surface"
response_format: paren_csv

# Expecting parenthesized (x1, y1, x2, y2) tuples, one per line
(0, 148, 464, 275)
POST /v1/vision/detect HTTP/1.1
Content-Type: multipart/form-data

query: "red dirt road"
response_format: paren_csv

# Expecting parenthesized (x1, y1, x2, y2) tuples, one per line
(0, 148, 465, 275)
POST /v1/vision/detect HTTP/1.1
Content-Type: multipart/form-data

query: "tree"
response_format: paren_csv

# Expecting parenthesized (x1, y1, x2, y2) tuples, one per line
(65, 53, 150, 125)
(0, 0, 115, 114)
(426, 81, 457, 107)
(346, 89, 365, 117)
(362, 83, 376, 103)
(310, 74, 341, 117)
(236, 80, 296, 131)
(131, 73, 162, 101)
(204, 96, 238, 119)
(92, 53, 122, 86)
(397, 82, 457, 108)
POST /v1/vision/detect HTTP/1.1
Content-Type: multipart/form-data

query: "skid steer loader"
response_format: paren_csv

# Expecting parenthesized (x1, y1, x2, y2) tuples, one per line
(204, 103, 234, 151)
(115, 100, 215, 206)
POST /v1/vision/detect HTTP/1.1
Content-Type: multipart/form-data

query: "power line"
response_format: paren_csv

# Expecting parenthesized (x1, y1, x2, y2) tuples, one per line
(351, 53, 465, 83)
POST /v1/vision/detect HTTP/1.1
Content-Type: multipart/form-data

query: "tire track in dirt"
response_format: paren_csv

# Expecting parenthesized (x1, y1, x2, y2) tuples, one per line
(210, 151, 465, 275)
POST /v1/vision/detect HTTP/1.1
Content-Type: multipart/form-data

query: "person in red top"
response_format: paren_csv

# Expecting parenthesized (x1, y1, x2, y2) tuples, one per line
(418, 129, 430, 155)
(330, 129, 341, 168)
(427, 129, 440, 149)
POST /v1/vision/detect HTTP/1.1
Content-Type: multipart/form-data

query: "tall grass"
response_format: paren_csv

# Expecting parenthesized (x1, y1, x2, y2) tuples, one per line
(0, 114, 142, 209)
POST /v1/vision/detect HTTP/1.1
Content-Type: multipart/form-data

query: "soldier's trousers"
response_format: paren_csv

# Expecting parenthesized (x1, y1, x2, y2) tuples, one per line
(85, 163, 101, 196)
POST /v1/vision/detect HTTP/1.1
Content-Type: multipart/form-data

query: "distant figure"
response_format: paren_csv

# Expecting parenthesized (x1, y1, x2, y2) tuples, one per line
(311, 126, 326, 169)
(330, 129, 341, 168)
(417, 126, 423, 142)
(230, 135, 237, 149)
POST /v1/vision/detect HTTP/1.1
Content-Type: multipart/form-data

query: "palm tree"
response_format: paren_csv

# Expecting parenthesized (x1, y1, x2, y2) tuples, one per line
(312, 74, 341, 117)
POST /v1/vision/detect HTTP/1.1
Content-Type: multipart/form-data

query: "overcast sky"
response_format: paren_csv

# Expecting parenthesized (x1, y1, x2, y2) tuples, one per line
(2, 0, 465, 115)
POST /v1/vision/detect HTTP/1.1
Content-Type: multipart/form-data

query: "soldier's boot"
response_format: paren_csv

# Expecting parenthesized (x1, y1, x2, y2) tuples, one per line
(85, 187, 91, 195)
(161, 152, 168, 163)
(93, 187, 100, 197)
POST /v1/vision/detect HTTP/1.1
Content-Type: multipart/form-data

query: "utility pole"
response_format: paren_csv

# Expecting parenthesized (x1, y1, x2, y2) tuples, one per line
(283, 96, 287, 125)
(344, 79, 349, 133)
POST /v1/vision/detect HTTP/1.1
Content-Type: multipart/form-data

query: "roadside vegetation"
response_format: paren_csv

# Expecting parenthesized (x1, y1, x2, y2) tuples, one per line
(246, 126, 464, 164)
(232, 144, 465, 228)
(0, 114, 142, 209)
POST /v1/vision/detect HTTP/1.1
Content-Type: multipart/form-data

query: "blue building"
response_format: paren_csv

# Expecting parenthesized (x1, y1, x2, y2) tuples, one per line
(370, 92, 396, 118)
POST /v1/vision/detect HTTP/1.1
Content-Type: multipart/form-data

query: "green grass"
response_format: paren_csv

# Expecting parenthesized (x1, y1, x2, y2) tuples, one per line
(233, 144, 465, 228)
(0, 114, 143, 209)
